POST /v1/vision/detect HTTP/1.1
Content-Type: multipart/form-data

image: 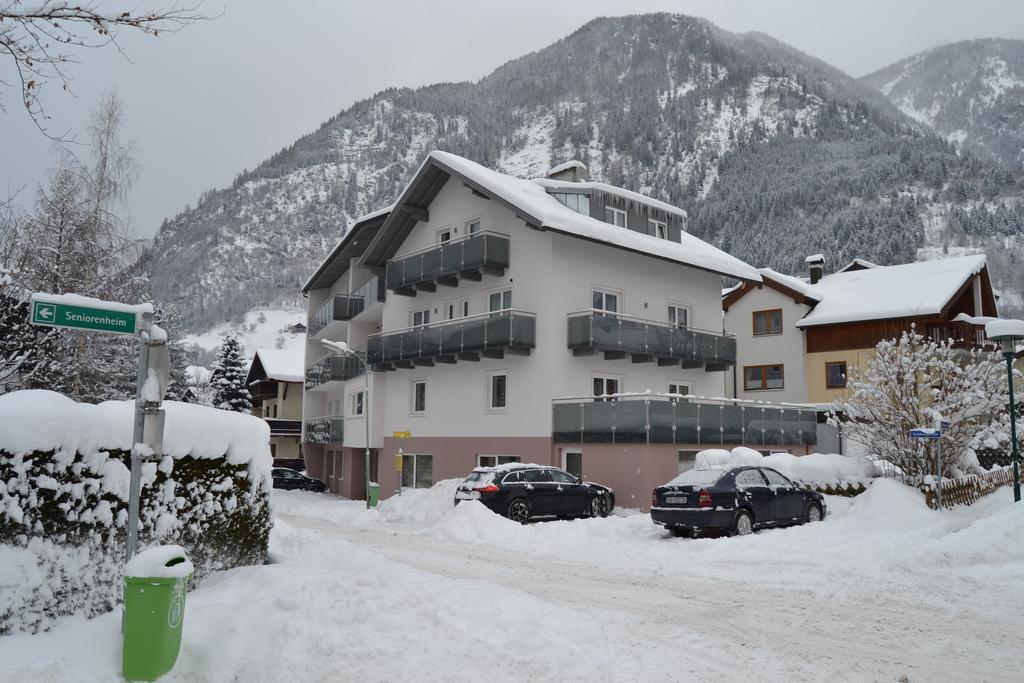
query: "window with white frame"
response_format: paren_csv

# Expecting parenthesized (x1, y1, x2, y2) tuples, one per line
(604, 206, 627, 228)
(401, 454, 433, 488)
(650, 219, 667, 239)
(488, 287, 512, 312)
(411, 379, 427, 414)
(466, 218, 481, 234)
(459, 296, 470, 318)
(668, 382, 691, 397)
(444, 300, 456, 320)
(477, 454, 520, 468)
(593, 374, 623, 401)
(438, 228, 452, 243)
(410, 307, 430, 327)
(667, 303, 691, 329)
(592, 288, 620, 313)
(350, 390, 364, 416)
(487, 371, 507, 411)
(551, 192, 591, 215)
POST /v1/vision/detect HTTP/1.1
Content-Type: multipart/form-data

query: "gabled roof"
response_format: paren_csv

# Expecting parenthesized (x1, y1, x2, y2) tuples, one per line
(795, 255, 991, 327)
(247, 349, 304, 385)
(359, 151, 761, 282)
(836, 258, 878, 273)
(301, 206, 393, 293)
(722, 267, 819, 311)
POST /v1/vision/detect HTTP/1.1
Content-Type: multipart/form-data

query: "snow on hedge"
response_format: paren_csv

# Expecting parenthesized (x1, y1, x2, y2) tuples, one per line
(690, 447, 879, 483)
(0, 390, 273, 634)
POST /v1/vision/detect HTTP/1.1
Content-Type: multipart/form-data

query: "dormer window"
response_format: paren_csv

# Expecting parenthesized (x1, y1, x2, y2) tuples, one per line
(551, 192, 590, 215)
(604, 206, 627, 228)
(650, 219, 667, 239)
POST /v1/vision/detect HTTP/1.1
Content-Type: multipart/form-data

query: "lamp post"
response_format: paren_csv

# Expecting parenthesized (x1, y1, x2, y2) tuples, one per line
(985, 320, 1024, 503)
(321, 339, 373, 508)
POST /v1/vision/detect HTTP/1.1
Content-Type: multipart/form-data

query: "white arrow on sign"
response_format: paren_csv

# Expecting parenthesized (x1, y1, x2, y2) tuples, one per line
(37, 304, 54, 321)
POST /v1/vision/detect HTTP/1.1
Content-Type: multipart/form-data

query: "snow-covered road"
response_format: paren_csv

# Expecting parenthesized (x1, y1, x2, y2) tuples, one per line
(2, 480, 1021, 682)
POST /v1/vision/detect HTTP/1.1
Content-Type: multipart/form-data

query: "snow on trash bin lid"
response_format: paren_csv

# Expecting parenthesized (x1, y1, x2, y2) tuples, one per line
(125, 544, 194, 579)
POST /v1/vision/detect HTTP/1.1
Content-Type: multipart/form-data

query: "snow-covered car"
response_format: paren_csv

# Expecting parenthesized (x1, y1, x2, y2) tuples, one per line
(271, 467, 326, 492)
(650, 466, 825, 537)
(454, 464, 615, 523)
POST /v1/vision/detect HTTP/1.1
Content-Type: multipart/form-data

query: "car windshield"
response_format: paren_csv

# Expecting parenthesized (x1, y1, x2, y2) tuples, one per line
(663, 469, 724, 487)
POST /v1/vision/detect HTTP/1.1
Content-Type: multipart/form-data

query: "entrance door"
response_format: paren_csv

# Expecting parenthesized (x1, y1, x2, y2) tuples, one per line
(562, 450, 583, 479)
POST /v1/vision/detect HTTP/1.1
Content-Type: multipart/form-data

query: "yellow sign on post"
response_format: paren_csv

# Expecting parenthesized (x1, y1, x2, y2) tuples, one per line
(394, 454, 403, 472)
(392, 430, 412, 440)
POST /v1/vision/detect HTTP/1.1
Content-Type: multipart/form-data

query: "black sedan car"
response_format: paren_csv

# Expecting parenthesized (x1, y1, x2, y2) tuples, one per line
(650, 466, 825, 537)
(455, 464, 615, 523)
(271, 467, 326, 492)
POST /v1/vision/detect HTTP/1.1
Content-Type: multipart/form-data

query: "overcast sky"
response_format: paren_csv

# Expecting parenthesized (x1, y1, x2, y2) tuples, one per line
(3, 0, 1023, 238)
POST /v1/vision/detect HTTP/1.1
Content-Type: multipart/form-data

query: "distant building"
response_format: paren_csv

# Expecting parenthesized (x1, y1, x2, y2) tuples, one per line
(300, 151, 817, 508)
(246, 349, 304, 463)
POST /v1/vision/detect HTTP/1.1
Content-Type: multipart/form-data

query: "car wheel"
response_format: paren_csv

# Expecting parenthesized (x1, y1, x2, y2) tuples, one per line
(806, 503, 823, 524)
(507, 499, 531, 524)
(733, 510, 754, 536)
(590, 495, 608, 518)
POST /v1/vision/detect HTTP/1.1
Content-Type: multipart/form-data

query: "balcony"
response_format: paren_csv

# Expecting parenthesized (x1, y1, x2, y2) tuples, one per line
(385, 231, 510, 296)
(924, 321, 997, 352)
(304, 416, 344, 444)
(367, 310, 535, 370)
(308, 277, 383, 338)
(248, 379, 279, 402)
(265, 418, 302, 437)
(304, 354, 365, 391)
(567, 310, 736, 370)
(553, 395, 817, 447)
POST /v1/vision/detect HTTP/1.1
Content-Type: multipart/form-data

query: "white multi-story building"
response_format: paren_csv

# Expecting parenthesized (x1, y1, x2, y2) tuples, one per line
(301, 152, 817, 509)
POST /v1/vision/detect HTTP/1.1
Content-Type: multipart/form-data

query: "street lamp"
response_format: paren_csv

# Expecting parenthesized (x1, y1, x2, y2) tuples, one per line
(321, 339, 373, 508)
(985, 319, 1024, 502)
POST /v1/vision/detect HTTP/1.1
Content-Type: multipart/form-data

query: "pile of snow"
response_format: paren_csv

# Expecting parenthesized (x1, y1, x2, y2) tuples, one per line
(124, 544, 194, 579)
(0, 390, 273, 633)
(688, 447, 877, 484)
(378, 479, 461, 524)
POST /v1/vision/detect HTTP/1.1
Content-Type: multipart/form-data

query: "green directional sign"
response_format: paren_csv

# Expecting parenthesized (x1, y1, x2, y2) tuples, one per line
(30, 300, 138, 335)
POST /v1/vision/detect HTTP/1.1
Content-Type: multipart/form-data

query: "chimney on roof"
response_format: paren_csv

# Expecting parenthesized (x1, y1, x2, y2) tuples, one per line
(546, 160, 588, 183)
(805, 254, 825, 285)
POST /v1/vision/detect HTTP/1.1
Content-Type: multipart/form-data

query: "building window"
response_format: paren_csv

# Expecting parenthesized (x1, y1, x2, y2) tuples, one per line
(678, 450, 699, 473)
(826, 361, 847, 389)
(650, 219, 667, 239)
(444, 300, 456, 320)
(752, 309, 783, 336)
(592, 288, 619, 313)
(459, 297, 470, 317)
(593, 374, 622, 400)
(487, 371, 507, 411)
(466, 218, 481, 234)
(668, 382, 690, 397)
(411, 380, 427, 414)
(488, 287, 512, 312)
(744, 364, 784, 391)
(401, 454, 433, 488)
(477, 454, 520, 468)
(552, 192, 591, 215)
(411, 308, 430, 327)
(604, 206, 627, 228)
(667, 304, 690, 329)
(351, 390, 364, 416)
(438, 228, 452, 243)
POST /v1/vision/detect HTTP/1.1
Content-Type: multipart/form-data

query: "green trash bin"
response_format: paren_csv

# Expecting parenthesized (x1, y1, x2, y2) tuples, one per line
(367, 482, 380, 507)
(122, 545, 194, 682)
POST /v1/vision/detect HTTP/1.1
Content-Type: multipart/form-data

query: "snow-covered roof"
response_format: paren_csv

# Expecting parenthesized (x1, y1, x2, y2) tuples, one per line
(837, 258, 878, 272)
(953, 313, 998, 326)
(253, 349, 304, 383)
(545, 160, 586, 177)
(804, 254, 824, 264)
(429, 152, 759, 282)
(985, 318, 1024, 340)
(795, 255, 988, 328)
(758, 268, 822, 303)
(533, 177, 688, 220)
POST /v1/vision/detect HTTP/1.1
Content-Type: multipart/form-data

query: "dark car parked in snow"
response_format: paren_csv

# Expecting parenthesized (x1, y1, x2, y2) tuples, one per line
(650, 466, 825, 537)
(271, 467, 326, 492)
(455, 464, 615, 523)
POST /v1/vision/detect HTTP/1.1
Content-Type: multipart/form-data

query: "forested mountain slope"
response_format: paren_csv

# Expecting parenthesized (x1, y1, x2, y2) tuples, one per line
(142, 14, 1024, 331)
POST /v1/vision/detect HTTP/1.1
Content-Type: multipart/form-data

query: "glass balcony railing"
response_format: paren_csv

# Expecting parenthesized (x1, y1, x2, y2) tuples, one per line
(367, 310, 535, 367)
(567, 310, 737, 367)
(308, 278, 381, 337)
(385, 231, 510, 293)
(304, 354, 365, 390)
(552, 395, 817, 447)
(304, 416, 344, 444)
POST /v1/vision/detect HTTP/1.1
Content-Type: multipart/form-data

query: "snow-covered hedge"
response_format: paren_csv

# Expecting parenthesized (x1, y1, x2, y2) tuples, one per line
(0, 391, 273, 634)
(694, 447, 879, 484)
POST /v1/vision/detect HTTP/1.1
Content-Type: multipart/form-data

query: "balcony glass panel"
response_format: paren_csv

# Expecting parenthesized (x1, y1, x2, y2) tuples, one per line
(674, 401, 700, 443)
(368, 312, 535, 367)
(613, 400, 648, 444)
(485, 314, 513, 348)
(553, 402, 583, 443)
(439, 324, 463, 355)
(461, 317, 487, 352)
(648, 400, 677, 443)
(566, 311, 735, 366)
(801, 412, 818, 446)
(721, 404, 744, 444)
(582, 400, 615, 443)
(567, 314, 592, 347)
(510, 314, 537, 349)
(304, 417, 344, 444)
(618, 318, 647, 353)
(386, 232, 510, 291)
(698, 403, 722, 445)
(647, 324, 673, 357)
(672, 328, 696, 360)
(421, 248, 443, 282)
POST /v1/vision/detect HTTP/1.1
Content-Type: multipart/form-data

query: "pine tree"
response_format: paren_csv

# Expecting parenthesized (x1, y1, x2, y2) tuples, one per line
(0, 269, 60, 393)
(155, 304, 190, 402)
(210, 333, 251, 412)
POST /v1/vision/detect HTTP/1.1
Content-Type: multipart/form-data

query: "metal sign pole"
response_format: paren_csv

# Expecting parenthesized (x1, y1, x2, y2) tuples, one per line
(936, 437, 943, 509)
(126, 312, 154, 563)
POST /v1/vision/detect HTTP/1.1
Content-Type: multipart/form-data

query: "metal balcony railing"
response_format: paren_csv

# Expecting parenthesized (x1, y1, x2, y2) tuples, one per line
(552, 394, 817, 447)
(567, 310, 737, 367)
(304, 353, 365, 390)
(367, 309, 535, 368)
(385, 230, 510, 294)
(304, 416, 344, 444)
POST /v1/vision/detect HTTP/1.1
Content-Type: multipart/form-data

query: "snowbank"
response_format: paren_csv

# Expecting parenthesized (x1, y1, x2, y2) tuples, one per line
(684, 447, 877, 484)
(0, 390, 273, 634)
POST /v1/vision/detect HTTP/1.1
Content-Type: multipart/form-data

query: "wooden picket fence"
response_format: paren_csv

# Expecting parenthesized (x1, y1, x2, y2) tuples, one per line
(797, 480, 870, 497)
(920, 467, 1015, 510)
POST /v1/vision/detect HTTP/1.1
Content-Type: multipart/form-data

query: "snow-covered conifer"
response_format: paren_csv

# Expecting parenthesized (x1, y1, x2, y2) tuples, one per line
(211, 333, 251, 412)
